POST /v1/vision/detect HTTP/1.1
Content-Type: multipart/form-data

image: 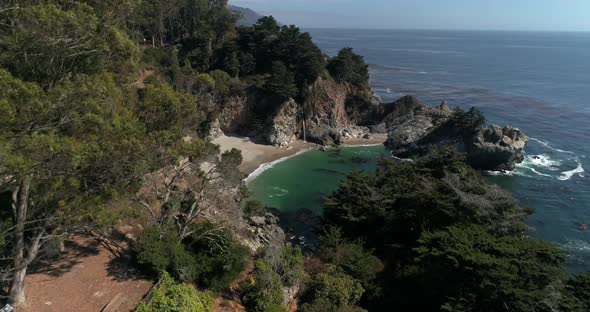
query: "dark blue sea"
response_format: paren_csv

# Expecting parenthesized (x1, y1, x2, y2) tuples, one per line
(307, 29, 590, 271)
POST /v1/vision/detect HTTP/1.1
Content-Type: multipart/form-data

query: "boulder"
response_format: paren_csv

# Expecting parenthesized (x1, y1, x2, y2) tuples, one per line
(248, 216, 266, 226)
(466, 125, 528, 170)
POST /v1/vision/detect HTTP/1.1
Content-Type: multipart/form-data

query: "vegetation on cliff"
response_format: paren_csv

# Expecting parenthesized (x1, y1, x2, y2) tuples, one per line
(309, 147, 590, 311)
(1, 1, 585, 311)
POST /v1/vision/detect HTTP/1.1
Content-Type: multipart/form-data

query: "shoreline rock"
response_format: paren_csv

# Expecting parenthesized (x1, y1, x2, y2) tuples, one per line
(383, 96, 528, 171)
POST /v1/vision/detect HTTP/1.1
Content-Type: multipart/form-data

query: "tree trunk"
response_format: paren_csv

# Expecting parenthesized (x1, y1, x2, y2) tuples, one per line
(8, 177, 30, 306)
(8, 266, 27, 306)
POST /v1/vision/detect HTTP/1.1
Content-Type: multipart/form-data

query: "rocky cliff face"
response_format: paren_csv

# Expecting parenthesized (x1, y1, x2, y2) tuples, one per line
(383, 96, 528, 171)
(266, 98, 299, 148)
(213, 77, 379, 147)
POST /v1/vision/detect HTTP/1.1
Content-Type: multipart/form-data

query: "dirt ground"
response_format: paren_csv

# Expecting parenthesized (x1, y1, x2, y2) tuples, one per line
(19, 236, 152, 312)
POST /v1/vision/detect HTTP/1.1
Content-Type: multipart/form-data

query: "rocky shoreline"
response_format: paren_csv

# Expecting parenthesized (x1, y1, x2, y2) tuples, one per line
(210, 73, 528, 172)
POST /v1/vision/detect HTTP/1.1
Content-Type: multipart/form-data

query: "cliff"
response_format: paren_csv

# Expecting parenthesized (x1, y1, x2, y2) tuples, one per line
(211, 77, 380, 147)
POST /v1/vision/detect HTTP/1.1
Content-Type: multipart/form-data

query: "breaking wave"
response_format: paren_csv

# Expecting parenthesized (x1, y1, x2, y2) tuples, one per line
(558, 161, 585, 181)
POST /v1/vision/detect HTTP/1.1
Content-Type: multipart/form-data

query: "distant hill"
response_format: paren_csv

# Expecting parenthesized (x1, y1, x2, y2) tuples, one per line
(230, 5, 262, 26)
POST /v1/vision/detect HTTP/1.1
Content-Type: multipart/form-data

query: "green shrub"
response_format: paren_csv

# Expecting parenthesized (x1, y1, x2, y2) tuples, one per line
(186, 222, 250, 291)
(244, 200, 266, 217)
(242, 260, 285, 312)
(136, 272, 214, 312)
(319, 227, 383, 294)
(134, 228, 197, 283)
(135, 223, 249, 291)
(310, 272, 364, 308)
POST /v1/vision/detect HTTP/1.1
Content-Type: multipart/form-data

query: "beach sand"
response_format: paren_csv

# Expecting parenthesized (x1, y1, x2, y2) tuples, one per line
(213, 134, 388, 175)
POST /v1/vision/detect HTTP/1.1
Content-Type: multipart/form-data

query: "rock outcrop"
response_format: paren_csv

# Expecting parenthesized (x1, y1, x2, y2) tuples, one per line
(266, 98, 299, 148)
(384, 96, 528, 171)
(213, 77, 380, 147)
(245, 212, 286, 250)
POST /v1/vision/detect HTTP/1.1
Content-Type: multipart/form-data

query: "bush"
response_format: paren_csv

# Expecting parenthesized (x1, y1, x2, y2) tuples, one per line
(209, 69, 244, 97)
(326, 48, 369, 86)
(135, 223, 249, 291)
(185, 222, 250, 291)
(318, 227, 383, 293)
(136, 272, 214, 312)
(309, 271, 364, 308)
(134, 228, 198, 283)
(244, 199, 266, 217)
(242, 260, 285, 312)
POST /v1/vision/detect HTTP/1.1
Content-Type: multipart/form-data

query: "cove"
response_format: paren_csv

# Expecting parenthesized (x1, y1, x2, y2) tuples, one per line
(248, 145, 389, 242)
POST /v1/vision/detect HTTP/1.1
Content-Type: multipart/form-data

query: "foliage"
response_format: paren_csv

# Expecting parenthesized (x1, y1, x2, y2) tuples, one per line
(324, 147, 530, 253)
(327, 48, 369, 86)
(318, 146, 578, 311)
(411, 224, 567, 312)
(243, 200, 266, 217)
(243, 260, 285, 312)
(138, 80, 201, 136)
(136, 272, 214, 312)
(235, 16, 325, 97)
(185, 222, 250, 291)
(318, 227, 383, 295)
(264, 61, 298, 100)
(0, 3, 137, 88)
(307, 271, 364, 308)
(135, 223, 249, 290)
(560, 273, 590, 311)
(134, 227, 197, 282)
(451, 106, 487, 135)
(209, 69, 244, 97)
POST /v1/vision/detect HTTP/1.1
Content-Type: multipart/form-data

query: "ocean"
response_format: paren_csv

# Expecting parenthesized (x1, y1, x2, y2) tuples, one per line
(249, 29, 590, 270)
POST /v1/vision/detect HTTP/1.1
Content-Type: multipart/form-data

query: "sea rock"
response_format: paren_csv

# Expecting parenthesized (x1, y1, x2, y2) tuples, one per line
(384, 96, 528, 171)
(466, 125, 528, 170)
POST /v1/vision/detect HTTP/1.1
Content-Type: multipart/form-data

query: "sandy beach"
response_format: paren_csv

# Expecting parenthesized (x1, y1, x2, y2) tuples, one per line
(213, 134, 388, 175)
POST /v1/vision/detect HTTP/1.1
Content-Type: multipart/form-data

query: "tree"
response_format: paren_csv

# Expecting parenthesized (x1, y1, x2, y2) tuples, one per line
(318, 227, 383, 295)
(327, 48, 369, 86)
(560, 273, 590, 311)
(0, 70, 155, 305)
(324, 148, 530, 254)
(411, 224, 567, 312)
(264, 61, 297, 99)
(0, 3, 131, 88)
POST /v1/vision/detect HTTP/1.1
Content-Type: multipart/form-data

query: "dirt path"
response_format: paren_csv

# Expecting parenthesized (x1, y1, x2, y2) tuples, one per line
(20, 237, 152, 312)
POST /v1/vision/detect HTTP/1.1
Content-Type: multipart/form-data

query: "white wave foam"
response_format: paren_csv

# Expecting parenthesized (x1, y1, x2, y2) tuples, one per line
(484, 170, 514, 176)
(268, 187, 289, 198)
(558, 161, 585, 181)
(524, 154, 561, 170)
(244, 149, 312, 184)
(562, 240, 590, 253)
(530, 138, 575, 154)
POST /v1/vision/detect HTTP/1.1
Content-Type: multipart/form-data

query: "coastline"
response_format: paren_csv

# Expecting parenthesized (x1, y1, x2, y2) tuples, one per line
(212, 134, 388, 180)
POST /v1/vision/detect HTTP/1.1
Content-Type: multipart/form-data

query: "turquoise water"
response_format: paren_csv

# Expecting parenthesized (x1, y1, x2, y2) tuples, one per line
(248, 146, 388, 238)
(251, 29, 590, 270)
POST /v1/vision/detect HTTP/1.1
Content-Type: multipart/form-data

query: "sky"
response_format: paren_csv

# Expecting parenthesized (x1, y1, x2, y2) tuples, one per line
(229, 0, 590, 31)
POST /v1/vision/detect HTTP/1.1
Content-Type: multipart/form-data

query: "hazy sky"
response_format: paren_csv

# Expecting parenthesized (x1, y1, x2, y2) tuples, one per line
(229, 0, 590, 31)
